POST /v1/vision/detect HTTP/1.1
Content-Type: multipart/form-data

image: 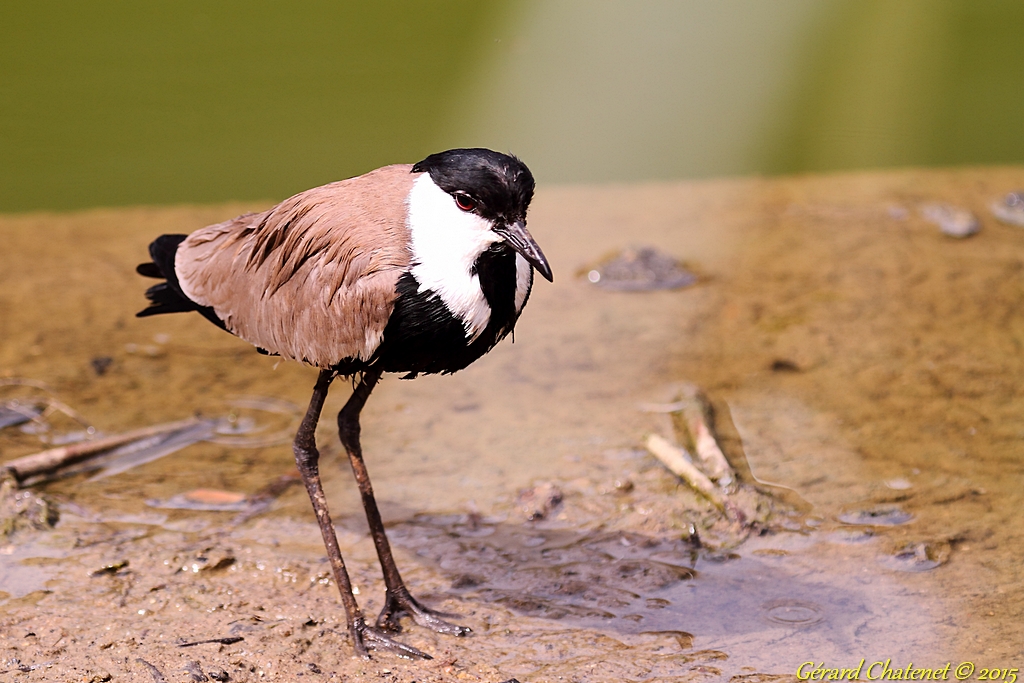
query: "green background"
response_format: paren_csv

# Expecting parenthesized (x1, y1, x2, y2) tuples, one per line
(3, 0, 1024, 212)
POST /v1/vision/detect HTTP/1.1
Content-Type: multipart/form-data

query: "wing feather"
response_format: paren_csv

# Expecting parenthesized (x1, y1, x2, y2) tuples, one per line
(175, 164, 416, 368)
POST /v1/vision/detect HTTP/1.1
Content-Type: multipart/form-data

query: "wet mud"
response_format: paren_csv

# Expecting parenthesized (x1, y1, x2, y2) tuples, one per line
(2, 167, 1023, 680)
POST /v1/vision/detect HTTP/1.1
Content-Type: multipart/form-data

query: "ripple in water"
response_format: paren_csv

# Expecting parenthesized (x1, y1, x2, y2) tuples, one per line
(761, 599, 825, 626)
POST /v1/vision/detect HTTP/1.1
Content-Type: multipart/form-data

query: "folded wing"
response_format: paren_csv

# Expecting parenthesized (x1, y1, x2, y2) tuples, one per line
(175, 164, 416, 368)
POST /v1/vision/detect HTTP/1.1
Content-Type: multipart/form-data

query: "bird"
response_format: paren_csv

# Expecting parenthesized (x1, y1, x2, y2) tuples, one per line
(135, 148, 552, 659)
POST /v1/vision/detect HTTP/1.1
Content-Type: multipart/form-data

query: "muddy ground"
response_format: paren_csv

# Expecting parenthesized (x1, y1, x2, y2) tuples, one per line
(1, 167, 1023, 681)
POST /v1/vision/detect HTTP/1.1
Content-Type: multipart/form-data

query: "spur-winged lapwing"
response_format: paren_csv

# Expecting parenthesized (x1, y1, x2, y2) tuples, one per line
(136, 148, 552, 659)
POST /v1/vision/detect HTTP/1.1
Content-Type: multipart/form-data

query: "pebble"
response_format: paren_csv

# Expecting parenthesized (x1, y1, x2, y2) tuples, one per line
(920, 203, 980, 238)
(587, 246, 697, 291)
(990, 191, 1024, 226)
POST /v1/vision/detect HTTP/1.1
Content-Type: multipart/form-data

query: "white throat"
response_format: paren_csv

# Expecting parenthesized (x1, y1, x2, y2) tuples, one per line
(514, 252, 533, 313)
(406, 174, 502, 341)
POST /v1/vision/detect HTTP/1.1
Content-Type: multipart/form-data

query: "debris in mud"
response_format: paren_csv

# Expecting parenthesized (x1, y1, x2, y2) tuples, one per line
(182, 660, 208, 682)
(990, 190, 1024, 226)
(613, 478, 634, 493)
(91, 560, 129, 576)
(584, 246, 698, 291)
(672, 384, 734, 486)
(136, 658, 168, 683)
(640, 383, 791, 546)
(178, 636, 245, 647)
(89, 356, 114, 376)
(4, 417, 212, 485)
(881, 540, 951, 572)
(837, 506, 913, 526)
(829, 527, 876, 543)
(516, 482, 564, 521)
(2, 396, 299, 486)
(920, 202, 980, 238)
(645, 434, 725, 510)
(145, 474, 303, 525)
(0, 401, 44, 429)
(150, 488, 250, 512)
(0, 471, 58, 539)
(643, 383, 735, 502)
(174, 548, 237, 574)
(0, 379, 93, 436)
(769, 358, 801, 373)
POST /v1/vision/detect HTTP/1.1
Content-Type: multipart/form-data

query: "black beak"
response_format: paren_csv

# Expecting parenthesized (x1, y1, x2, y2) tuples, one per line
(496, 220, 553, 282)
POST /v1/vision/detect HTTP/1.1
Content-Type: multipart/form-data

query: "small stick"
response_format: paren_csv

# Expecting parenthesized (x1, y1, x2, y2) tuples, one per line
(677, 384, 734, 486)
(178, 636, 244, 647)
(2, 418, 202, 484)
(645, 434, 725, 510)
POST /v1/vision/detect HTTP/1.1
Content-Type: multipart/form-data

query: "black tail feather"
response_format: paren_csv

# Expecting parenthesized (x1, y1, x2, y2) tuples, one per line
(137, 282, 199, 317)
(136, 262, 163, 278)
(135, 233, 227, 331)
(148, 234, 188, 283)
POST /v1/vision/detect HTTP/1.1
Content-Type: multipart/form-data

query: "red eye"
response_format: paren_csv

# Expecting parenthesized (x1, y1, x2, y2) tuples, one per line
(454, 194, 476, 212)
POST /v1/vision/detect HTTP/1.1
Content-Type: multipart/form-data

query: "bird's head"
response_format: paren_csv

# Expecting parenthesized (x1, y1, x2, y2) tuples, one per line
(412, 148, 553, 282)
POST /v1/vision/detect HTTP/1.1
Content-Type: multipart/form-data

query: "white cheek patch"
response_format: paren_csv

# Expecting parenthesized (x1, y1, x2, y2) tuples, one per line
(407, 174, 501, 341)
(514, 252, 533, 313)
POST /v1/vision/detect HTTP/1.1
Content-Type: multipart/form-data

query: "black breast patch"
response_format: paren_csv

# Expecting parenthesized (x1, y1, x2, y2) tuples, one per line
(372, 245, 524, 377)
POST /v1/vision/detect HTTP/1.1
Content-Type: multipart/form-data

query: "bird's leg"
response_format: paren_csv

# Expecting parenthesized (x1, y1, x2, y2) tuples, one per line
(338, 367, 471, 637)
(295, 369, 430, 660)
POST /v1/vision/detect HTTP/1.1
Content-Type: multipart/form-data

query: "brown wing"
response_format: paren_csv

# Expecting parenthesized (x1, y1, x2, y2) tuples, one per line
(175, 164, 416, 368)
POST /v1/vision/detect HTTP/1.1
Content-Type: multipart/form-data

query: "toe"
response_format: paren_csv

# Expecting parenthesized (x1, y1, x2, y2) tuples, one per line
(359, 625, 432, 660)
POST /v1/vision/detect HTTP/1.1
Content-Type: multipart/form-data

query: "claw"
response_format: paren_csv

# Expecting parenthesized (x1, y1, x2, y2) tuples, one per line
(349, 617, 432, 660)
(376, 587, 472, 637)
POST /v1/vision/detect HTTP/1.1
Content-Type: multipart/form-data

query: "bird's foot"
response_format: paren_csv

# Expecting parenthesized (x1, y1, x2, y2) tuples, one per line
(349, 617, 431, 660)
(376, 586, 472, 636)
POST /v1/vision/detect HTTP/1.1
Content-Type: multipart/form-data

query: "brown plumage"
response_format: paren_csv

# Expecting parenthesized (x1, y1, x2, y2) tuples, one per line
(136, 149, 551, 661)
(176, 164, 415, 366)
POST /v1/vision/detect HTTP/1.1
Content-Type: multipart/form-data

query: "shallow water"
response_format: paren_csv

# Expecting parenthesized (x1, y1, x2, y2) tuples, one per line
(1, 167, 1022, 679)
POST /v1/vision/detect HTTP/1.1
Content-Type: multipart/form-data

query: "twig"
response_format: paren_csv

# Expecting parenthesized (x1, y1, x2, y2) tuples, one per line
(645, 434, 725, 510)
(676, 384, 734, 486)
(2, 418, 202, 484)
(178, 636, 244, 647)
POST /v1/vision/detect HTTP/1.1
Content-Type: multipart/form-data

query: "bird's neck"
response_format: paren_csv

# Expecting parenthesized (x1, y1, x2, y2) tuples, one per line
(472, 245, 519, 337)
(406, 176, 497, 339)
